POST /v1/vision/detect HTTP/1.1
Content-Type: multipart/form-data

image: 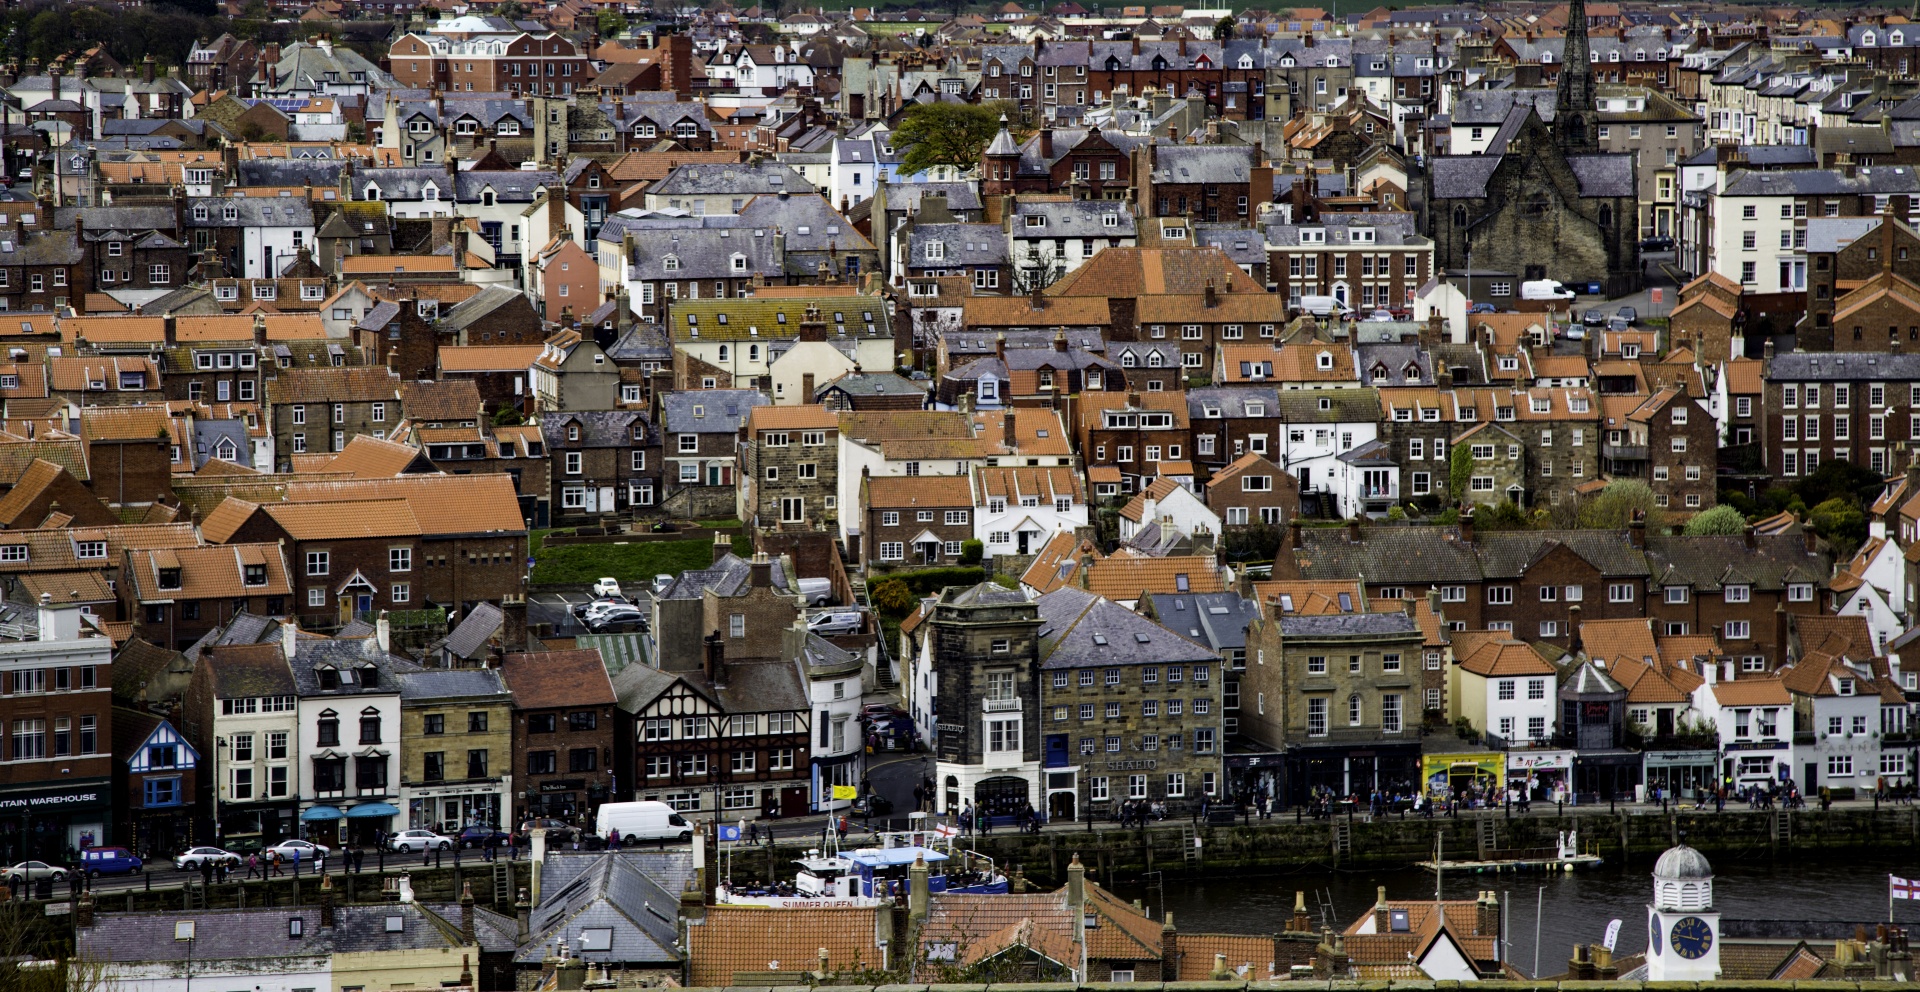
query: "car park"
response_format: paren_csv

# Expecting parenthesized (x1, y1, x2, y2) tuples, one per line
(573, 596, 629, 618)
(1606, 315, 1632, 332)
(5, 861, 65, 883)
(388, 829, 455, 853)
(587, 607, 646, 631)
(174, 847, 242, 871)
(591, 577, 623, 598)
(79, 847, 143, 876)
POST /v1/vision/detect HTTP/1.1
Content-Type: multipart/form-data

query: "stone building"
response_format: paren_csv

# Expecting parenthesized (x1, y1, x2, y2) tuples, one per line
(1035, 586, 1223, 820)
(1425, 0, 1641, 296)
(1240, 608, 1424, 806)
(393, 666, 514, 833)
(264, 366, 404, 468)
(1604, 386, 1718, 514)
(542, 410, 660, 521)
(738, 404, 840, 531)
(1452, 422, 1528, 507)
(650, 543, 799, 672)
(918, 583, 1044, 818)
(660, 389, 768, 519)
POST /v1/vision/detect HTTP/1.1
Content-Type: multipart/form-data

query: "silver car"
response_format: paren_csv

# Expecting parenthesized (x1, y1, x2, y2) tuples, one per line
(174, 846, 241, 871)
(5, 860, 66, 883)
(388, 829, 454, 853)
(264, 839, 330, 861)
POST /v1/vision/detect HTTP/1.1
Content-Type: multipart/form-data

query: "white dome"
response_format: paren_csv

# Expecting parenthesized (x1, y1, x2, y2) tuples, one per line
(1653, 844, 1713, 880)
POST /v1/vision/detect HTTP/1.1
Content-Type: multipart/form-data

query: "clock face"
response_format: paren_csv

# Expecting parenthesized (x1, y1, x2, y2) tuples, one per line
(1669, 915, 1713, 960)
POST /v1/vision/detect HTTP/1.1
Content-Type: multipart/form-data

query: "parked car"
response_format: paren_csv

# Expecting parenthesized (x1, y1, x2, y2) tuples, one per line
(518, 818, 577, 843)
(174, 847, 242, 871)
(1366, 309, 1394, 322)
(1468, 303, 1498, 314)
(1640, 236, 1675, 252)
(388, 829, 455, 853)
(1607, 315, 1632, 332)
(591, 577, 623, 598)
(79, 847, 143, 876)
(587, 607, 647, 631)
(1583, 308, 1609, 327)
(807, 611, 863, 636)
(5, 861, 65, 883)
(458, 824, 511, 849)
(860, 703, 906, 722)
(851, 795, 895, 817)
(264, 839, 329, 861)
(1614, 305, 1638, 324)
(1562, 324, 1586, 341)
(572, 596, 626, 618)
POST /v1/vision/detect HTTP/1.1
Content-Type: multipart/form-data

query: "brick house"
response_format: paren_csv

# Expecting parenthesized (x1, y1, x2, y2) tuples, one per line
(738, 404, 840, 531)
(1075, 390, 1193, 494)
(862, 475, 976, 568)
(1610, 386, 1718, 513)
(264, 365, 404, 468)
(115, 713, 200, 858)
(1205, 451, 1300, 528)
(1763, 350, 1920, 480)
(78, 407, 177, 507)
(543, 410, 661, 521)
(0, 225, 85, 313)
(1643, 529, 1831, 668)
(122, 543, 295, 650)
(660, 390, 768, 519)
(702, 553, 802, 664)
(501, 648, 617, 824)
(199, 475, 528, 626)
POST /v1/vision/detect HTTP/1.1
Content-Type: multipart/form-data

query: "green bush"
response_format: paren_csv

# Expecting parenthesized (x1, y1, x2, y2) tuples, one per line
(1683, 505, 1746, 535)
(891, 566, 987, 596)
(959, 539, 984, 565)
(532, 535, 748, 585)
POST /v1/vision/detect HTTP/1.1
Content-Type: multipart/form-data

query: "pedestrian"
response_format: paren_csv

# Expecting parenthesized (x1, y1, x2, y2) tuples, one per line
(291, 848, 301, 875)
(247, 853, 261, 879)
(836, 815, 849, 842)
(316, 850, 326, 875)
(748, 821, 759, 844)
(200, 860, 214, 890)
(485, 834, 497, 862)
(608, 828, 622, 850)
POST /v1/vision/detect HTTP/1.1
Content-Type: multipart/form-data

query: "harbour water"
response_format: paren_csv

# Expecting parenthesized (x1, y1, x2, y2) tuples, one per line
(1113, 853, 1920, 977)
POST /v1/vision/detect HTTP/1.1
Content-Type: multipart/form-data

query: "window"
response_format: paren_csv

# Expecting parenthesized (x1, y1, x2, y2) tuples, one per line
(1608, 583, 1634, 603)
(306, 551, 329, 576)
(1828, 754, 1854, 777)
(1307, 697, 1327, 736)
(1487, 586, 1513, 605)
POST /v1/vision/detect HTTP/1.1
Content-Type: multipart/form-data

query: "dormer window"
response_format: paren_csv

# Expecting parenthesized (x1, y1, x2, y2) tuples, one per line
(1838, 678, 1856, 696)
(158, 567, 181, 590)
(244, 564, 267, 586)
(1316, 352, 1334, 371)
(223, 204, 238, 221)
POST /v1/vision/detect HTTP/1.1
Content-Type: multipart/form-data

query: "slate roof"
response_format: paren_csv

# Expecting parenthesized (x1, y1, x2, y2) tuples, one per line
(521, 852, 682, 966)
(658, 552, 792, 601)
(1721, 166, 1920, 197)
(78, 904, 496, 963)
(1642, 533, 1829, 593)
(1276, 612, 1420, 638)
(395, 665, 510, 702)
(1291, 524, 1484, 583)
(1143, 591, 1257, 651)
(659, 389, 768, 434)
(649, 163, 814, 197)
(1035, 586, 1219, 668)
(1767, 351, 1920, 380)
(286, 634, 399, 697)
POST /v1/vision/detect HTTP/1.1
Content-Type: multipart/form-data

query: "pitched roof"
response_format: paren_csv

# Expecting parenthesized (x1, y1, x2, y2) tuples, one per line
(501, 648, 617, 709)
(689, 905, 882, 985)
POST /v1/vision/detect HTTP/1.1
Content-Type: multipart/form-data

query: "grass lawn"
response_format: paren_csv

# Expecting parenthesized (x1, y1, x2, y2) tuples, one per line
(533, 534, 751, 586)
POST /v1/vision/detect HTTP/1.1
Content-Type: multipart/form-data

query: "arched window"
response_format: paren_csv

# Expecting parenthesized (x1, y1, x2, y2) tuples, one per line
(1526, 194, 1550, 217)
(1453, 205, 1467, 228)
(1348, 693, 1362, 725)
(1598, 204, 1613, 228)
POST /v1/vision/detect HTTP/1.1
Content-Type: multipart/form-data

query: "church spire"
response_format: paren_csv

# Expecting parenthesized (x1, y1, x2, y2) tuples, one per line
(1555, 0, 1598, 153)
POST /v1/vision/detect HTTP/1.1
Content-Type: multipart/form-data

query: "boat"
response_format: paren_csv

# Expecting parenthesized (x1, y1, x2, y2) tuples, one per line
(714, 822, 1007, 906)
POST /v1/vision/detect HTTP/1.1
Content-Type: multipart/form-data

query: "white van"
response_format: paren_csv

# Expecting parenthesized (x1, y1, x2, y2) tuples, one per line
(596, 801, 692, 842)
(1298, 294, 1351, 318)
(1520, 280, 1576, 301)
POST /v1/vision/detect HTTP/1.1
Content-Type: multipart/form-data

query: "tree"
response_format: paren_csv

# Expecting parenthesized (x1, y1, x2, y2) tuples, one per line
(595, 8, 626, 38)
(892, 100, 1022, 177)
(496, 0, 529, 19)
(1215, 15, 1236, 40)
(1448, 443, 1471, 503)
(959, 539, 984, 565)
(1808, 496, 1867, 561)
(870, 578, 917, 617)
(1683, 504, 1746, 536)
(1577, 479, 1661, 530)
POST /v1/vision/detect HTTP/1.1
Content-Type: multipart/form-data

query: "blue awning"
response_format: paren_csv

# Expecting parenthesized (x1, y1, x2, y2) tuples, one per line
(300, 806, 344, 822)
(347, 802, 400, 819)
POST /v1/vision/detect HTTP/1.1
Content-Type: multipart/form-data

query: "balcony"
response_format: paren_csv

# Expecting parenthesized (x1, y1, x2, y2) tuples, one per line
(983, 697, 1022, 713)
(1601, 442, 1649, 461)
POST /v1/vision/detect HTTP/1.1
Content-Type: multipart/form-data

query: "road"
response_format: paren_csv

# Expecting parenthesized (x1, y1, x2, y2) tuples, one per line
(1589, 248, 1683, 323)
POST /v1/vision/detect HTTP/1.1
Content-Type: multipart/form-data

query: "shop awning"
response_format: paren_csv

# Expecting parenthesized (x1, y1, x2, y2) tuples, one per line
(347, 802, 400, 819)
(300, 806, 344, 822)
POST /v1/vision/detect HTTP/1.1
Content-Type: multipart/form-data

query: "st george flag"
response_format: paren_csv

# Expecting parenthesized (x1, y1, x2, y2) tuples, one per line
(1892, 875, 1919, 900)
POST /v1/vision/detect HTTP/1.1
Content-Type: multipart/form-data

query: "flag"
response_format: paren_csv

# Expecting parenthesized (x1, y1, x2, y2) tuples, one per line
(832, 784, 858, 800)
(935, 822, 958, 838)
(717, 825, 741, 842)
(1893, 875, 1919, 900)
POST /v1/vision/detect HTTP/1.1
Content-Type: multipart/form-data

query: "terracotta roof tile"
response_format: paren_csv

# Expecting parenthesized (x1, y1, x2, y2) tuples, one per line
(125, 543, 294, 602)
(747, 404, 840, 432)
(262, 498, 421, 540)
(865, 474, 974, 507)
(1711, 678, 1790, 706)
(438, 344, 544, 373)
(282, 474, 525, 536)
(501, 648, 616, 710)
(266, 366, 402, 405)
(689, 904, 884, 986)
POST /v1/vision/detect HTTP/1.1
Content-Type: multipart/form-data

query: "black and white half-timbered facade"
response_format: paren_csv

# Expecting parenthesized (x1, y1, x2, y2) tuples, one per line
(612, 653, 814, 819)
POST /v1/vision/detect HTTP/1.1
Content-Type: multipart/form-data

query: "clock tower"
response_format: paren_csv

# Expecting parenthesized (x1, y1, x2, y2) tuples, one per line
(1646, 844, 1721, 980)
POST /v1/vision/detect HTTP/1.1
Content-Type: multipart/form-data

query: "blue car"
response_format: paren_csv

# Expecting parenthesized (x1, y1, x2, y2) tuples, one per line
(458, 824, 510, 849)
(79, 847, 143, 876)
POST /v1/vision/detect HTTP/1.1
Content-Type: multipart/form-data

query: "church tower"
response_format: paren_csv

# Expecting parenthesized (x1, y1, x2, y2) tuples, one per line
(1554, 0, 1599, 153)
(1646, 844, 1721, 981)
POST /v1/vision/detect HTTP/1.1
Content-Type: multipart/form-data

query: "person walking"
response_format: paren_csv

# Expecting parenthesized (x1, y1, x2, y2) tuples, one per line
(246, 852, 261, 879)
(835, 815, 849, 842)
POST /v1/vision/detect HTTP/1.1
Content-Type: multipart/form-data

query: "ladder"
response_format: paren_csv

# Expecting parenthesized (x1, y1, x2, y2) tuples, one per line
(1477, 817, 1498, 860)
(1179, 824, 1200, 865)
(183, 880, 205, 910)
(1314, 887, 1338, 928)
(492, 861, 514, 907)
(1331, 820, 1352, 858)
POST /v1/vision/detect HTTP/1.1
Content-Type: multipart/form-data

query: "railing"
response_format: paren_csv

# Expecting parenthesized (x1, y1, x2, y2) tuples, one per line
(982, 697, 1021, 712)
(1602, 442, 1650, 460)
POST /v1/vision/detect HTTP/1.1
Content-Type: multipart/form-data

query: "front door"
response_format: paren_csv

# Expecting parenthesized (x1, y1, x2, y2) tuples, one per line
(1805, 762, 1818, 790)
(1656, 709, 1675, 737)
(356, 594, 373, 613)
(1049, 791, 1076, 821)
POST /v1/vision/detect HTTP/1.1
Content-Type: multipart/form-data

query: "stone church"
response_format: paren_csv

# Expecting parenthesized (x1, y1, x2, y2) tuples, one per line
(1424, 0, 1641, 297)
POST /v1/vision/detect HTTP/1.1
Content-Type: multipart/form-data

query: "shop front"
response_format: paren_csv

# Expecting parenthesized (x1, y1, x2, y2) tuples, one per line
(300, 805, 344, 848)
(1287, 742, 1422, 806)
(1643, 749, 1718, 801)
(1505, 750, 1574, 801)
(1225, 749, 1286, 809)
(0, 779, 112, 864)
(1724, 741, 1793, 791)
(1571, 749, 1642, 803)
(345, 802, 398, 846)
(217, 802, 298, 851)
(406, 786, 504, 834)
(1421, 752, 1503, 805)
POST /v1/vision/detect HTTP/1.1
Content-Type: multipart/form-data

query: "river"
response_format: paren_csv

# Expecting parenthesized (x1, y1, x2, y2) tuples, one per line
(1112, 852, 1920, 977)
